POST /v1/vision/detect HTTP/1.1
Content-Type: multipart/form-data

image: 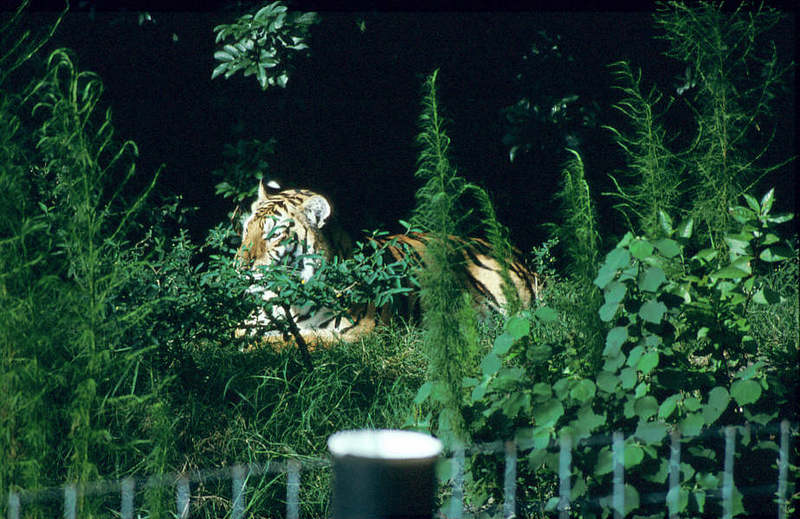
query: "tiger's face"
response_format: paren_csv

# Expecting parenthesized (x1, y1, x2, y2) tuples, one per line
(237, 182, 334, 282)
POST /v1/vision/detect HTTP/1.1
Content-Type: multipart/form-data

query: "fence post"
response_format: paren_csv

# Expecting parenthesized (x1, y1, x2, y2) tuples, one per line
(612, 432, 624, 519)
(668, 429, 681, 519)
(777, 420, 789, 519)
(176, 475, 190, 519)
(503, 440, 517, 518)
(7, 492, 20, 519)
(558, 435, 572, 519)
(120, 477, 135, 519)
(449, 446, 465, 519)
(63, 484, 76, 519)
(231, 464, 247, 519)
(286, 460, 300, 519)
(722, 426, 735, 519)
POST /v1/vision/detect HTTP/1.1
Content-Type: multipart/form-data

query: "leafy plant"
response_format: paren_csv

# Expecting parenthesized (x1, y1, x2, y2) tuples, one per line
(470, 188, 795, 517)
(212, 1, 318, 90)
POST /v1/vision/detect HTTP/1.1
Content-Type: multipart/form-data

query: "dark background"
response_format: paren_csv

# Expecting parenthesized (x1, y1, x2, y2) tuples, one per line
(19, 1, 797, 253)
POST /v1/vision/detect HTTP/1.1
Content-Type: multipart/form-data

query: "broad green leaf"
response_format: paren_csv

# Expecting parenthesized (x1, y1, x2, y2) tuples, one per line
(639, 299, 667, 324)
(684, 396, 701, 411)
(639, 266, 666, 292)
(532, 399, 564, 427)
(666, 486, 690, 514)
(493, 332, 515, 356)
(760, 245, 793, 262)
(626, 345, 644, 367)
(620, 367, 637, 389)
(637, 351, 659, 375)
(595, 247, 631, 289)
(596, 371, 619, 393)
(680, 412, 704, 436)
(634, 396, 659, 420)
(481, 352, 502, 376)
(693, 248, 718, 263)
(569, 380, 596, 403)
(730, 205, 755, 224)
(533, 306, 558, 322)
(630, 239, 654, 259)
(506, 315, 530, 338)
(604, 280, 627, 304)
(702, 386, 729, 424)
(604, 326, 628, 357)
(654, 238, 681, 258)
(595, 446, 613, 475)
(414, 382, 432, 404)
(753, 286, 780, 304)
(767, 212, 793, 224)
(635, 421, 668, 444)
(599, 301, 620, 322)
(731, 379, 761, 406)
(625, 444, 645, 468)
(214, 50, 235, 62)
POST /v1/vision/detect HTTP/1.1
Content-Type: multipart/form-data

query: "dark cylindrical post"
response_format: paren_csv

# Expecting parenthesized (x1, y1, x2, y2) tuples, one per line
(328, 429, 443, 519)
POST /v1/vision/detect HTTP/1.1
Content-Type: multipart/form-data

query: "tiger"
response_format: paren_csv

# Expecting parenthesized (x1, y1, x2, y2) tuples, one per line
(235, 181, 541, 346)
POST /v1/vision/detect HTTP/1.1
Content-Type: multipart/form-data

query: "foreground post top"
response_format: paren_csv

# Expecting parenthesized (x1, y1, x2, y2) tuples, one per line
(328, 429, 443, 460)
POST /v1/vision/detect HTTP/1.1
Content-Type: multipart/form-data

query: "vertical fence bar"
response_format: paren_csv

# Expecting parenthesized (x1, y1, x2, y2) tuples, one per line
(503, 441, 517, 518)
(448, 447, 465, 519)
(7, 492, 20, 519)
(721, 426, 735, 519)
(558, 435, 572, 519)
(668, 429, 681, 519)
(612, 432, 624, 519)
(777, 420, 789, 519)
(231, 464, 247, 519)
(286, 460, 300, 519)
(176, 475, 190, 519)
(63, 485, 76, 519)
(120, 477, 135, 519)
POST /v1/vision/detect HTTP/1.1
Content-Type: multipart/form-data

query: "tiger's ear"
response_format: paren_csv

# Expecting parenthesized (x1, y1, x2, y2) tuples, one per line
(303, 195, 331, 228)
(257, 180, 269, 201)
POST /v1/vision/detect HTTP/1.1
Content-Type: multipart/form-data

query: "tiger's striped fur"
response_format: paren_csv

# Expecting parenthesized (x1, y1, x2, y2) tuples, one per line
(235, 183, 540, 345)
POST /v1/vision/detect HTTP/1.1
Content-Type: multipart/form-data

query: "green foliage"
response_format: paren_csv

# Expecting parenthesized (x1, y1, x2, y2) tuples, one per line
(211, 137, 277, 210)
(1, 46, 172, 517)
(607, 1, 793, 248)
(212, 1, 318, 90)
(471, 188, 796, 517)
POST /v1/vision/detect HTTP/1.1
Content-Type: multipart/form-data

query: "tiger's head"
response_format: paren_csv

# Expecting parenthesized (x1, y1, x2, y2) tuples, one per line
(236, 181, 334, 282)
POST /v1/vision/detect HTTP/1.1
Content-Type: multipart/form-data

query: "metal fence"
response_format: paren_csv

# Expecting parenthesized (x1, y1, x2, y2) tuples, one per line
(5, 420, 795, 518)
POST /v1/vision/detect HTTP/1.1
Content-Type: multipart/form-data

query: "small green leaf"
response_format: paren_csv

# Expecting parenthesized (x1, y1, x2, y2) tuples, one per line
(625, 444, 645, 468)
(702, 386, 729, 424)
(634, 396, 659, 420)
(654, 238, 681, 258)
(493, 333, 515, 356)
(658, 210, 674, 235)
(414, 382, 432, 404)
(753, 286, 780, 304)
(532, 399, 564, 427)
(743, 193, 760, 212)
(637, 351, 659, 375)
(599, 301, 620, 322)
(760, 245, 792, 262)
(604, 326, 628, 357)
(604, 281, 627, 304)
(595, 446, 613, 475)
(620, 367, 637, 389)
(569, 380, 596, 403)
(506, 315, 530, 338)
(760, 188, 775, 214)
(630, 239, 654, 259)
(635, 422, 668, 444)
(639, 266, 666, 292)
(596, 371, 619, 393)
(680, 412, 704, 436)
(533, 306, 558, 322)
(731, 379, 762, 406)
(711, 265, 749, 280)
(693, 248, 718, 263)
(677, 218, 694, 239)
(639, 299, 667, 324)
(481, 352, 502, 376)
(214, 50, 235, 62)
